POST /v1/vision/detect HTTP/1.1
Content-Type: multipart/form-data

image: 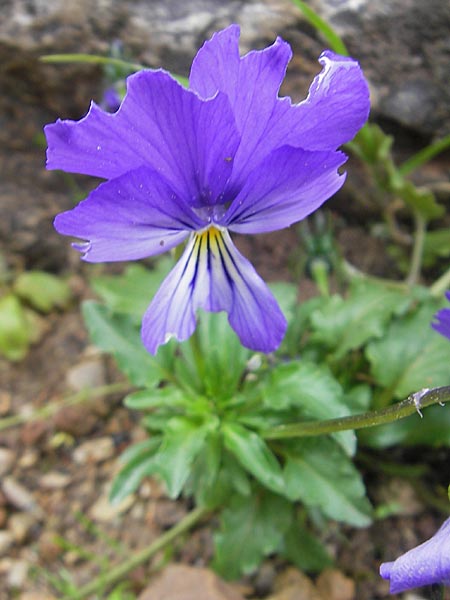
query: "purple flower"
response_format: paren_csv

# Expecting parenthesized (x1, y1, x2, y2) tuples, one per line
(45, 25, 369, 355)
(380, 517, 450, 593)
(432, 291, 450, 340)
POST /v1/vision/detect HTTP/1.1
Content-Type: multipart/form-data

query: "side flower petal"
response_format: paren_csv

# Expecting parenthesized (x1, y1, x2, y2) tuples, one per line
(380, 517, 450, 593)
(221, 146, 346, 234)
(54, 166, 205, 262)
(45, 70, 240, 203)
(431, 291, 450, 340)
(141, 228, 286, 354)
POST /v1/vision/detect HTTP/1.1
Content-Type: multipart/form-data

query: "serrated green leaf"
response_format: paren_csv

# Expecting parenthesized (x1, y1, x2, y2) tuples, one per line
(262, 360, 355, 455)
(0, 294, 30, 360)
(222, 423, 285, 495)
(110, 437, 161, 505)
(91, 259, 173, 321)
(213, 490, 292, 578)
(282, 519, 333, 573)
(156, 416, 218, 498)
(359, 403, 450, 448)
(82, 300, 170, 388)
(14, 270, 72, 313)
(366, 301, 450, 398)
(310, 279, 410, 359)
(284, 438, 372, 526)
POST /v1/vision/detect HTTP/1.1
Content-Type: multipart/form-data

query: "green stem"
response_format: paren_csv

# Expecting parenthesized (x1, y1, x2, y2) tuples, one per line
(0, 382, 130, 432)
(398, 133, 450, 177)
(189, 327, 207, 382)
(69, 506, 208, 599)
(406, 212, 426, 287)
(430, 265, 450, 298)
(263, 386, 450, 440)
(40, 54, 145, 72)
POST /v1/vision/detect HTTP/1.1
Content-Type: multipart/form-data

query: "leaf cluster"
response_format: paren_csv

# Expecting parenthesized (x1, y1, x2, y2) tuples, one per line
(82, 259, 450, 579)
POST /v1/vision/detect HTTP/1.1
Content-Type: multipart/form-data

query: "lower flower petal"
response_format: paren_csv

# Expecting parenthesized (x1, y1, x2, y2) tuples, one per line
(141, 228, 286, 354)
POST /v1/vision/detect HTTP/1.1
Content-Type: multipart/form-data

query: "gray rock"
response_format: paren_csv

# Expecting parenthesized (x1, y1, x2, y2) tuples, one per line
(0, 530, 14, 557)
(310, 0, 450, 135)
(1, 477, 41, 516)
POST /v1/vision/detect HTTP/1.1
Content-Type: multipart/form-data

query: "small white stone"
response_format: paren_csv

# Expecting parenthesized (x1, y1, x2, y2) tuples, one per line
(0, 447, 15, 477)
(7, 559, 28, 589)
(0, 530, 14, 556)
(73, 437, 114, 464)
(40, 471, 71, 489)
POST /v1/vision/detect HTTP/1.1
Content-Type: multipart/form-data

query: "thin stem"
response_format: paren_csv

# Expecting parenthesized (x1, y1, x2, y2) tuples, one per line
(189, 328, 207, 383)
(40, 54, 145, 72)
(69, 506, 208, 599)
(430, 265, 450, 298)
(0, 382, 130, 432)
(398, 133, 450, 177)
(406, 211, 427, 286)
(262, 386, 450, 440)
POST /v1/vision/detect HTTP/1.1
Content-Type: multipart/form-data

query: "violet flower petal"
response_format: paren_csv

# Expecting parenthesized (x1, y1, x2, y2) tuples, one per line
(54, 166, 205, 262)
(189, 25, 369, 188)
(380, 517, 450, 593)
(45, 70, 240, 203)
(141, 228, 286, 354)
(431, 291, 450, 340)
(221, 147, 346, 234)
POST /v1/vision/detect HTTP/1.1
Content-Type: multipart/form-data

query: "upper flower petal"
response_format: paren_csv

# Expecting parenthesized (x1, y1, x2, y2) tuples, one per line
(45, 70, 240, 204)
(141, 227, 286, 354)
(54, 166, 205, 262)
(189, 26, 369, 189)
(189, 24, 293, 189)
(220, 146, 346, 234)
(380, 517, 450, 593)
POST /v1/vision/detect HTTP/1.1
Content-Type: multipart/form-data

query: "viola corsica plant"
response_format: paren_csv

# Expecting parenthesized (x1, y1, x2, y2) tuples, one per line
(45, 24, 450, 586)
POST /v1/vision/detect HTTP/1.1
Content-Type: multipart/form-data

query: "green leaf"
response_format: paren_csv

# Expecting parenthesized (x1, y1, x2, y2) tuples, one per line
(124, 386, 188, 410)
(178, 311, 250, 399)
(366, 301, 450, 398)
(423, 228, 450, 267)
(14, 270, 72, 313)
(360, 404, 450, 448)
(262, 360, 355, 455)
(156, 416, 218, 498)
(110, 437, 161, 505)
(310, 279, 410, 359)
(0, 294, 30, 360)
(284, 438, 372, 526)
(185, 430, 224, 508)
(282, 519, 333, 573)
(222, 423, 285, 495)
(82, 300, 170, 388)
(395, 180, 443, 221)
(91, 260, 173, 322)
(213, 490, 292, 578)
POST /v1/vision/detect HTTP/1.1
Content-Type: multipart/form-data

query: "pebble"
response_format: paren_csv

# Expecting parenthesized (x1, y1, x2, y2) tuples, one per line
(40, 471, 71, 489)
(89, 489, 135, 522)
(8, 513, 37, 544)
(53, 405, 97, 437)
(73, 436, 115, 464)
(66, 357, 106, 392)
(20, 420, 48, 446)
(0, 530, 14, 556)
(18, 448, 39, 469)
(2, 477, 41, 515)
(38, 530, 61, 563)
(6, 559, 28, 589)
(19, 594, 58, 600)
(0, 447, 15, 477)
(316, 569, 355, 600)
(0, 391, 12, 415)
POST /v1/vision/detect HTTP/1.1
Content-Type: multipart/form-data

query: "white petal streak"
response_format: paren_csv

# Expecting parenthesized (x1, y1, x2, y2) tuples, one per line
(141, 227, 286, 354)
